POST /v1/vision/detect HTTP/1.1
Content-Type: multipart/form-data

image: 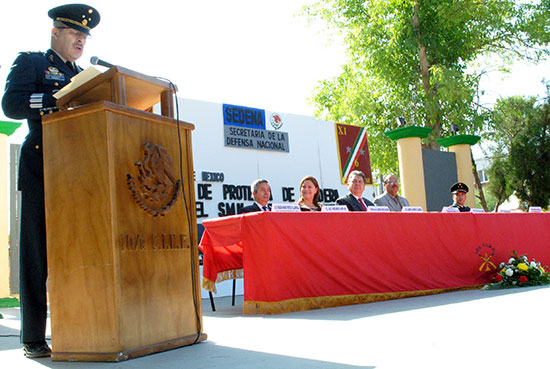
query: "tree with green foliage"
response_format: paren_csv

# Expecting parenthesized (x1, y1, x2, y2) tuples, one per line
(508, 100, 550, 208)
(486, 152, 513, 211)
(303, 0, 550, 174)
(487, 91, 550, 209)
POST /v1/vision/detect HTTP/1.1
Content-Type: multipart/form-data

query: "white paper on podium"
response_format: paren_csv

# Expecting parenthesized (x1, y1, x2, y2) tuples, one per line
(53, 66, 102, 99)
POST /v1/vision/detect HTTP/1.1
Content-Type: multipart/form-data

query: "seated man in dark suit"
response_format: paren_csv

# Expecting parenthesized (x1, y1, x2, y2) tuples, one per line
(336, 170, 374, 211)
(449, 182, 471, 212)
(239, 179, 271, 213)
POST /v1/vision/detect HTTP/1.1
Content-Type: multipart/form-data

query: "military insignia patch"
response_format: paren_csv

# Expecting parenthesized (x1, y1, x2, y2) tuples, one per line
(126, 143, 181, 217)
(45, 69, 65, 81)
(475, 243, 497, 272)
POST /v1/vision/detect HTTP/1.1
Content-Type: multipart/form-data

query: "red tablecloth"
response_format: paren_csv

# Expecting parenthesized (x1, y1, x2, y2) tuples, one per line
(199, 212, 550, 314)
(199, 214, 244, 293)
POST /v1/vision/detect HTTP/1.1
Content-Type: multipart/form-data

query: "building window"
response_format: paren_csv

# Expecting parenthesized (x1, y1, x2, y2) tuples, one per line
(478, 170, 489, 183)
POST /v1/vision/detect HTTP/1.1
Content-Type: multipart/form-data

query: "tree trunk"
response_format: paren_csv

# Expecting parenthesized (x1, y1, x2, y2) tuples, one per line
(412, 3, 441, 150)
(427, 123, 442, 150)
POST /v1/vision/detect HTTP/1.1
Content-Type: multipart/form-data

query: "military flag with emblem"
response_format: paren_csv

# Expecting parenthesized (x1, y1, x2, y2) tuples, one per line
(335, 123, 373, 185)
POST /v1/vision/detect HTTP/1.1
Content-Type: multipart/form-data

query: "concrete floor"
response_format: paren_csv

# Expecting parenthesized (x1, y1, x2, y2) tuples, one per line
(1, 286, 548, 368)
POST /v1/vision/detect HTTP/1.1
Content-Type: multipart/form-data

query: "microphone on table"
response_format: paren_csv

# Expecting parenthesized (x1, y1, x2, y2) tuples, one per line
(90, 56, 114, 68)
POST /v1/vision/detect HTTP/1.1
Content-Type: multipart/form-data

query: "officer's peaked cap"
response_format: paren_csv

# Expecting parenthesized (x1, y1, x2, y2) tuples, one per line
(450, 182, 469, 194)
(48, 4, 100, 35)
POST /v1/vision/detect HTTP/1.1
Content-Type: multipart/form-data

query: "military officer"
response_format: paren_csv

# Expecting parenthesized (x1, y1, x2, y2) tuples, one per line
(1, 4, 100, 358)
(449, 182, 471, 212)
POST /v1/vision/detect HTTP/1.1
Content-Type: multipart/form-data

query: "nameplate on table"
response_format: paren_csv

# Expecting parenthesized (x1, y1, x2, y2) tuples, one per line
(401, 206, 423, 212)
(470, 208, 485, 213)
(529, 206, 543, 213)
(441, 207, 460, 213)
(498, 209, 511, 213)
(367, 206, 390, 212)
(271, 203, 301, 212)
(321, 205, 349, 212)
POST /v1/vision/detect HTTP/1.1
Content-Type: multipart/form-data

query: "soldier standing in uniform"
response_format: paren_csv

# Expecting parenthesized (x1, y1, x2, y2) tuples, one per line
(1, 4, 100, 358)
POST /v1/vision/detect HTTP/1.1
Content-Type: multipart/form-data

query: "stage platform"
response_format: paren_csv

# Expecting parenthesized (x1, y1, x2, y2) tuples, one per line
(0, 286, 548, 368)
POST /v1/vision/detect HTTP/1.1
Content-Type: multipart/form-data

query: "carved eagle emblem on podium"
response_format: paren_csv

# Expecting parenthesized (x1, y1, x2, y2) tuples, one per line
(126, 143, 181, 216)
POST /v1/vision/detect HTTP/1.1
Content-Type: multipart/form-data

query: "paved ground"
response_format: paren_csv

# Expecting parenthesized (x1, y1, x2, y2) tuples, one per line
(1, 286, 548, 368)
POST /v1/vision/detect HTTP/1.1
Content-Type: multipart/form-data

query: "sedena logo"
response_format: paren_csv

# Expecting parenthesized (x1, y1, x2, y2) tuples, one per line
(223, 104, 266, 130)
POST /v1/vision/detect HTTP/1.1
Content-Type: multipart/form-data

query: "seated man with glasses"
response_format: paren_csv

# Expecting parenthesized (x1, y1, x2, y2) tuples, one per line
(374, 174, 410, 211)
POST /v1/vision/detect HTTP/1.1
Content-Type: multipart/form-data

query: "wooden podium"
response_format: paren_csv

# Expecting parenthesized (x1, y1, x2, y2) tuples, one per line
(42, 67, 206, 361)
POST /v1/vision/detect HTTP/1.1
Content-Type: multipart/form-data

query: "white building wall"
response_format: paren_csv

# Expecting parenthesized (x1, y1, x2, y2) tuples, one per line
(179, 97, 374, 221)
(177, 98, 375, 298)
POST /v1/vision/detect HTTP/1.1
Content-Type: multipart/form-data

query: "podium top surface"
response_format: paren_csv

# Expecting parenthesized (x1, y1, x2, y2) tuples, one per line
(56, 66, 176, 112)
(43, 100, 194, 131)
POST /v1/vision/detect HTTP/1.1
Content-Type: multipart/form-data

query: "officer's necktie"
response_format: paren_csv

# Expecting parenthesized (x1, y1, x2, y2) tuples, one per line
(66, 61, 76, 74)
(262, 206, 269, 212)
(359, 198, 368, 211)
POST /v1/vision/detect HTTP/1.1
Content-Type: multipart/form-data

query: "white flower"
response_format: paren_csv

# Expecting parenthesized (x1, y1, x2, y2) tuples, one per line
(522, 256, 528, 262)
(505, 268, 514, 277)
(530, 261, 537, 268)
(499, 262, 505, 268)
(508, 258, 515, 264)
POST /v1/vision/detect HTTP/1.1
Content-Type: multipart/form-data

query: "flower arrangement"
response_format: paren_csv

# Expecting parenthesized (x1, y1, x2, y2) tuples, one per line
(484, 251, 550, 289)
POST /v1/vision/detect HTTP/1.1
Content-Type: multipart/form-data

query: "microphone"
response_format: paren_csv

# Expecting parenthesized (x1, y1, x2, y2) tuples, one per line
(90, 56, 114, 68)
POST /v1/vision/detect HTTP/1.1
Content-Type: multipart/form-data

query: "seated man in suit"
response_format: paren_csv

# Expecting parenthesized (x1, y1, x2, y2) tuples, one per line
(449, 182, 471, 212)
(374, 174, 410, 211)
(238, 179, 271, 213)
(336, 170, 374, 211)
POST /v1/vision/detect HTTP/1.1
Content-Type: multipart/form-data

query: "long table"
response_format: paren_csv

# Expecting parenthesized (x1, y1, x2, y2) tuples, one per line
(199, 212, 550, 314)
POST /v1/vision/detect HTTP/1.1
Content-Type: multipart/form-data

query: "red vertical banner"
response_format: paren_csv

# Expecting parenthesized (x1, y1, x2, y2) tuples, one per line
(335, 123, 373, 185)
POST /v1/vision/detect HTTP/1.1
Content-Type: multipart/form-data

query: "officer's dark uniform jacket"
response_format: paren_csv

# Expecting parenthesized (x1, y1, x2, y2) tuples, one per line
(2, 49, 80, 193)
(450, 203, 471, 212)
(2, 49, 80, 343)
